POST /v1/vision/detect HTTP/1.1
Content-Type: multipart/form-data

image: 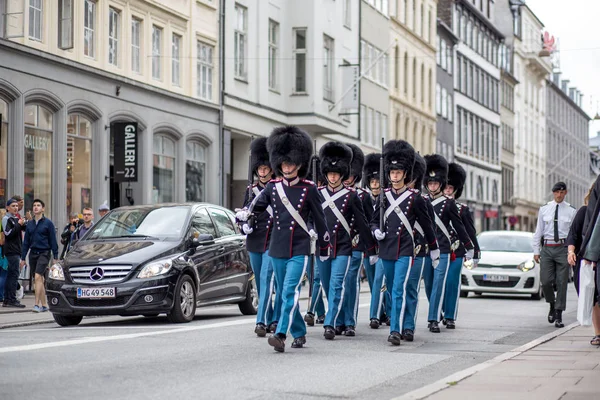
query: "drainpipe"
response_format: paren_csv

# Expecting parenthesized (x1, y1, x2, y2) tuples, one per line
(218, 0, 226, 206)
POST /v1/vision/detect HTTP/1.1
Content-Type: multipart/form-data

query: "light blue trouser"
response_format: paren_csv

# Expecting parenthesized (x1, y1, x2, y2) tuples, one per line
(308, 258, 326, 317)
(402, 257, 426, 332)
(249, 251, 280, 326)
(422, 253, 451, 322)
(369, 259, 392, 320)
(443, 258, 464, 321)
(318, 255, 351, 328)
(271, 256, 308, 339)
(381, 257, 412, 334)
(337, 251, 363, 327)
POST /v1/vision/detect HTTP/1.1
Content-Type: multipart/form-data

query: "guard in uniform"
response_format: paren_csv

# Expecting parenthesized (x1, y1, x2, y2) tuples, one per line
(237, 126, 330, 352)
(239, 138, 279, 337)
(317, 142, 377, 340)
(532, 182, 576, 328)
(371, 140, 439, 345)
(441, 162, 480, 329)
(363, 153, 391, 328)
(422, 155, 474, 333)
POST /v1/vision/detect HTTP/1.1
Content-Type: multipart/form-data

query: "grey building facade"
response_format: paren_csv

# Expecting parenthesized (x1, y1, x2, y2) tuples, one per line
(435, 20, 458, 162)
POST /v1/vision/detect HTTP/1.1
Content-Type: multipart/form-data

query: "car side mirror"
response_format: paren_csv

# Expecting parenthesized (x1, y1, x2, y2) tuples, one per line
(197, 234, 215, 246)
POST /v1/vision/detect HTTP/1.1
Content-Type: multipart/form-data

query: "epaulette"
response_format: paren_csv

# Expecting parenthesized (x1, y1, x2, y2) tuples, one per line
(384, 188, 392, 192)
(251, 183, 259, 188)
(301, 179, 315, 186)
(271, 178, 283, 183)
(347, 187, 356, 192)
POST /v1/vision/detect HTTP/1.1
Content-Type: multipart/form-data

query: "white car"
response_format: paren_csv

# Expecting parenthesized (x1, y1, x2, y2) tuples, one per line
(461, 231, 543, 300)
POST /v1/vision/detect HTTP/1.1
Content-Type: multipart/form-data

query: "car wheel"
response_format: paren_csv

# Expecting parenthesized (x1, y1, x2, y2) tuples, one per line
(531, 285, 543, 300)
(167, 275, 197, 323)
(238, 275, 258, 316)
(53, 314, 83, 327)
(460, 291, 469, 298)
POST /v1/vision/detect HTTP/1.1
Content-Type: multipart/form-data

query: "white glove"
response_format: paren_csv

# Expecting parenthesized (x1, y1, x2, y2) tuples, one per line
(374, 229, 386, 241)
(235, 209, 251, 222)
(473, 259, 479, 268)
(319, 255, 329, 262)
(242, 224, 253, 235)
(465, 249, 475, 260)
(430, 248, 440, 269)
(369, 255, 379, 265)
(309, 229, 318, 241)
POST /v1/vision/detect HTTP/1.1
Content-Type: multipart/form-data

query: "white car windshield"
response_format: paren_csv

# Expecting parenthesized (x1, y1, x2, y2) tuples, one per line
(479, 235, 533, 253)
(86, 206, 190, 240)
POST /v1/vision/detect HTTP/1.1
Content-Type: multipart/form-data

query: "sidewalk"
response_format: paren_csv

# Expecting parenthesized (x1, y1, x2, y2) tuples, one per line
(404, 324, 600, 400)
(0, 294, 57, 328)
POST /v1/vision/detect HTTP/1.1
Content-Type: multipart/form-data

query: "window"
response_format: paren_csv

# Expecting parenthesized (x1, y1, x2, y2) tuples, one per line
(402, 0, 408, 24)
(366, 108, 374, 144)
(209, 208, 237, 236)
(436, 84, 441, 115)
(186, 141, 206, 202)
(0, 100, 8, 207)
(153, 135, 175, 203)
(172, 34, 181, 86)
(428, 69, 433, 110)
(234, 4, 247, 79)
(412, 58, 416, 99)
(382, 114, 388, 142)
(420, 3, 424, 37)
(108, 8, 119, 66)
(441, 88, 448, 119)
(268, 20, 279, 90)
(427, 9, 432, 43)
(191, 208, 216, 237)
(197, 42, 214, 101)
(375, 111, 381, 146)
(29, 0, 42, 41)
(441, 39, 447, 70)
(323, 35, 334, 101)
(412, 0, 416, 31)
(394, 46, 399, 89)
(152, 25, 162, 80)
(447, 94, 453, 122)
(447, 44, 453, 74)
(360, 104, 366, 141)
(293, 28, 307, 93)
(403, 52, 408, 95)
(420, 64, 425, 105)
(66, 114, 93, 216)
(131, 18, 141, 73)
(58, 0, 74, 49)
(24, 104, 53, 218)
(82, 0, 96, 57)
(343, 0, 351, 28)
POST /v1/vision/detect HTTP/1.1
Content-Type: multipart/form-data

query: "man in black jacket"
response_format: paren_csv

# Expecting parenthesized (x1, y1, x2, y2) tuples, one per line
(2, 198, 26, 308)
(60, 213, 81, 259)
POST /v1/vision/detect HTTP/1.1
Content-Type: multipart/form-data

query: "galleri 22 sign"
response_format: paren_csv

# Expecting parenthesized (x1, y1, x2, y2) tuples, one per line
(112, 122, 138, 182)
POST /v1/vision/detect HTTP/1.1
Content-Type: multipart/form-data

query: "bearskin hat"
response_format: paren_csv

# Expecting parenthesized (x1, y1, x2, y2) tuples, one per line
(267, 126, 313, 178)
(383, 140, 415, 183)
(423, 154, 449, 190)
(448, 162, 467, 199)
(319, 141, 353, 181)
(250, 137, 270, 177)
(346, 143, 365, 184)
(305, 155, 325, 185)
(363, 153, 382, 188)
(411, 153, 426, 191)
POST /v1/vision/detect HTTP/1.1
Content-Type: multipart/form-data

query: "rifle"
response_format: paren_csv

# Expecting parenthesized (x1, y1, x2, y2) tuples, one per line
(308, 140, 317, 311)
(379, 137, 385, 231)
(247, 136, 255, 227)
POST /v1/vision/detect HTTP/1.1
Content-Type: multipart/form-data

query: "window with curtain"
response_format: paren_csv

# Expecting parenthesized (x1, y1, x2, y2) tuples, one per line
(153, 135, 175, 203)
(24, 104, 53, 218)
(186, 141, 206, 202)
(66, 115, 92, 216)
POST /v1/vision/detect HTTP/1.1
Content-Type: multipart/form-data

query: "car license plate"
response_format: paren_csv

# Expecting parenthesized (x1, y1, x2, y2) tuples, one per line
(483, 274, 509, 282)
(77, 287, 116, 298)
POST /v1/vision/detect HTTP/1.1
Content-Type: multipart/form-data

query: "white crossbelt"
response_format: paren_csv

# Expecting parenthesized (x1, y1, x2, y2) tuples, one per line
(414, 222, 425, 237)
(274, 182, 310, 235)
(321, 188, 352, 236)
(431, 196, 453, 243)
(384, 190, 414, 243)
(252, 186, 273, 217)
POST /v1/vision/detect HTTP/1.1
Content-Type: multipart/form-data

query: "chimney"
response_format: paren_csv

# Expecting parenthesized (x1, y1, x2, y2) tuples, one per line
(552, 72, 561, 86)
(569, 87, 576, 101)
(576, 90, 581, 106)
(561, 79, 570, 93)
(579, 92, 584, 107)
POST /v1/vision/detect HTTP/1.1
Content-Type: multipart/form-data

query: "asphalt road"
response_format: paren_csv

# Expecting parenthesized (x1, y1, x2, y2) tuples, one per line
(0, 285, 578, 400)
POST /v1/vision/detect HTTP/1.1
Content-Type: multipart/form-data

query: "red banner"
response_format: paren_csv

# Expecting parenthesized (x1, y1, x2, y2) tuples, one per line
(485, 210, 498, 218)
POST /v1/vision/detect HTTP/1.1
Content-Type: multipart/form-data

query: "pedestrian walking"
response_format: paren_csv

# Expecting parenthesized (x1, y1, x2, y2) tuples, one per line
(20, 199, 59, 313)
(60, 212, 81, 259)
(2, 199, 26, 308)
(236, 126, 330, 352)
(532, 182, 576, 328)
(70, 207, 94, 246)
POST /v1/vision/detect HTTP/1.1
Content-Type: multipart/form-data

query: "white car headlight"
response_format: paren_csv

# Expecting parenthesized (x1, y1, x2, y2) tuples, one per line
(517, 260, 535, 272)
(49, 263, 65, 280)
(138, 259, 173, 279)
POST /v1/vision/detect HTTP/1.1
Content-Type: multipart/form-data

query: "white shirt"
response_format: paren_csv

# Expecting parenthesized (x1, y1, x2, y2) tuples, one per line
(532, 200, 577, 255)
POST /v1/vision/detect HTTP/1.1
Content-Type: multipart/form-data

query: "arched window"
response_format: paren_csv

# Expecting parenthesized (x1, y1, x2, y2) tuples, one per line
(428, 69, 433, 110)
(404, 52, 408, 95)
(186, 141, 206, 202)
(394, 46, 399, 90)
(492, 180, 498, 203)
(24, 104, 53, 217)
(412, 58, 417, 99)
(0, 99, 8, 207)
(153, 135, 176, 203)
(476, 176, 483, 201)
(420, 63, 425, 105)
(67, 115, 93, 216)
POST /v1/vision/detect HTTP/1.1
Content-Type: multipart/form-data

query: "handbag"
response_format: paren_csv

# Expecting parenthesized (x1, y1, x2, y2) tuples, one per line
(577, 260, 595, 326)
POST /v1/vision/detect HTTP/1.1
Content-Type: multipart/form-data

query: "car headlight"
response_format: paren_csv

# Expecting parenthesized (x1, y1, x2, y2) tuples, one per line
(138, 259, 173, 279)
(463, 259, 475, 270)
(49, 263, 65, 280)
(517, 260, 535, 272)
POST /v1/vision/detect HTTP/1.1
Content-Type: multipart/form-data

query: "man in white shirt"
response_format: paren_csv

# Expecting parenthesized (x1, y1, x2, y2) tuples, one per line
(532, 182, 577, 328)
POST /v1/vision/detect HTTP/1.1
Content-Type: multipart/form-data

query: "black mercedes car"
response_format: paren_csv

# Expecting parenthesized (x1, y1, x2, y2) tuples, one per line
(46, 203, 257, 326)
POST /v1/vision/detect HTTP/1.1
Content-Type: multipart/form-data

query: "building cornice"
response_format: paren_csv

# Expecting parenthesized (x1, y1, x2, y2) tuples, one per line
(390, 17, 437, 53)
(546, 79, 591, 121)
(456, 0, 505, 40)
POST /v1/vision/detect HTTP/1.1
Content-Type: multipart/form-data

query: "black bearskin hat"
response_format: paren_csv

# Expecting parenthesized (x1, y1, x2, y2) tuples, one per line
(411, 153, 426, 191)
(267, 126, 313, 178)
(346, 143, 365, 184)
(306, 155, 324, 185)
(363, 153, 382, 188)
(423, 154, 449, 190)
(250, 137, 270, 177)
(448, 162, 467, 199)
(383, 140, 415, 184)
(319, 141, 353, 181)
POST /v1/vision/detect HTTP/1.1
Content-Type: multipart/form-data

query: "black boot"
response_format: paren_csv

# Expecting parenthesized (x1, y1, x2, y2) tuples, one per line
(370, 318, 380, 329)
(335, 325, 346, 336)
(445, 319, 456, 329)
(267, 322, 278, 333)
(554, 310, 564, 328)
(428, 321, 440, 333)
(316, 314, 325, 324)
(403, 329, 414, 341)
(304, 313, 315, 326)
(324, 326, 336, 340)
(344, 326, 356, 337)
(254, 323, 267, 337)
(267, 334, 285, 352)
(387, 331, 402, 346)
(291, 336, 307, 348)
(548, 303, 556, 323)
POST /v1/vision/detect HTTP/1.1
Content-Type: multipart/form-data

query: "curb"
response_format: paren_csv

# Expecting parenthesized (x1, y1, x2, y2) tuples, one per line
(0, 319, 56, 330)
(392, 321, 580, 400)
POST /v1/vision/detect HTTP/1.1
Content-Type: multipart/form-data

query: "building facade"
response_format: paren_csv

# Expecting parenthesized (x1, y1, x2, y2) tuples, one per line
(388, 0, 437, 155)
(435, 19, 458, 162)
(546, 73, 590, 208)
(0, 0, 221, 229)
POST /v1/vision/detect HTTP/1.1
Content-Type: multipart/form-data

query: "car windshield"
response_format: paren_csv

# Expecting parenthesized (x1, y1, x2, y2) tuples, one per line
(478, 234, 533, 253)
(85, 206, 190, 241)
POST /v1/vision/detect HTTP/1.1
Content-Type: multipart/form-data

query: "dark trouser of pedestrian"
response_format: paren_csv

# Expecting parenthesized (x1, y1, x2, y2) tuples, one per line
(4, 255, 22, 305)
(540, 245, 569, 311)
(29, 251, 51, 309)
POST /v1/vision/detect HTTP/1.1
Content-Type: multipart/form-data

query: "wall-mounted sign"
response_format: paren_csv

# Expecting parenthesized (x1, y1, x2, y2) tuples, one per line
(112, 122, 138, 182)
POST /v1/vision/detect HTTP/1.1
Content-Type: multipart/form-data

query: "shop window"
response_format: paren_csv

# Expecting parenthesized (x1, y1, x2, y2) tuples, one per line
(24, 104, 53, 218)
(153, 134, 175, 203)
(186, 141, 206, 202)
(67, 114, 92, 217)
(0, 99, 8, 207)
